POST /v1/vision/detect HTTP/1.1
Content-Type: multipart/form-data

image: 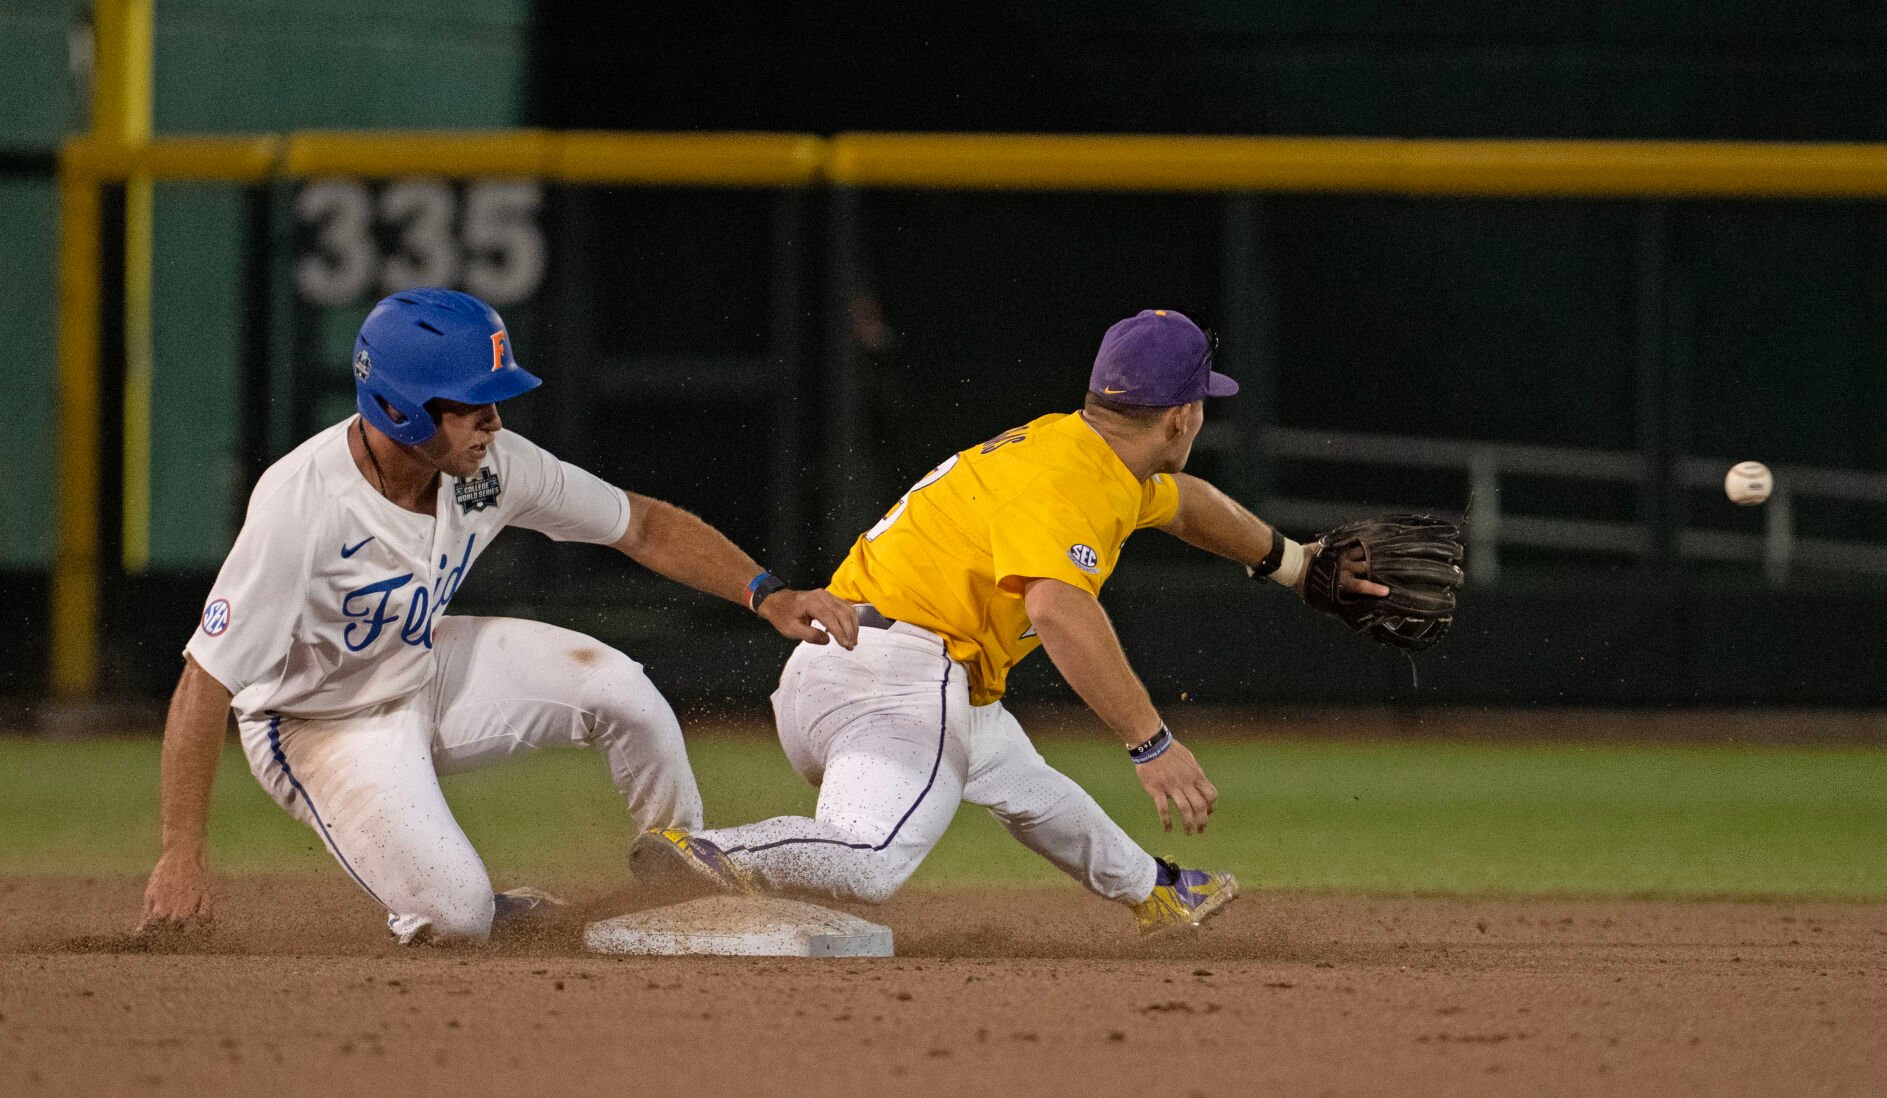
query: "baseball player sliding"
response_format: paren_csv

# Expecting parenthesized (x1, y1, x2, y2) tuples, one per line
(633, 309, 1393, 935)
(138, 288, 858, 943)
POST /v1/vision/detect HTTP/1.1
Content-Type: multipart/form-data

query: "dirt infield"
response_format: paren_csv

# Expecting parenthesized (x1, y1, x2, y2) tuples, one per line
(3, 877, 1882, 1097)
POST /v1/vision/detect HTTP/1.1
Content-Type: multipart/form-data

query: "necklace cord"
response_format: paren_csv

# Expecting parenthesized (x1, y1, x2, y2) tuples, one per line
(358, 417, 390, 497)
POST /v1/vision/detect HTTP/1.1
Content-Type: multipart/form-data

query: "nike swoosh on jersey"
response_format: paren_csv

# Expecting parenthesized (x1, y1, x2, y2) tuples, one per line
(340, 536, 376, 558)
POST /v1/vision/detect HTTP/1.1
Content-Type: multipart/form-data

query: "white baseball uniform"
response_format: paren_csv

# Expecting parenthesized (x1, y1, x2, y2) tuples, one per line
(188, 417, 703, 942)
(696, 621, 1156, 905)
(694, 412, 1179, 906)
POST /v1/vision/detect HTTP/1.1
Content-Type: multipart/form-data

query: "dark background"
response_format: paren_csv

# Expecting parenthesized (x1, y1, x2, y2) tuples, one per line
(532, 3, 1887, 709)
(534, 2, 1887, 141)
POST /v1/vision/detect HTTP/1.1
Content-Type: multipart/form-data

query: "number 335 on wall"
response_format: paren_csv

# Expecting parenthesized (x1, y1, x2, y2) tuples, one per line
(293, 179, 547, 308)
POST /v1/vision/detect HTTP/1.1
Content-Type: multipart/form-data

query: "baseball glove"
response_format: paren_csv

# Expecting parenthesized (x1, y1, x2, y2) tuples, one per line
(1302, 514, 1465, 652)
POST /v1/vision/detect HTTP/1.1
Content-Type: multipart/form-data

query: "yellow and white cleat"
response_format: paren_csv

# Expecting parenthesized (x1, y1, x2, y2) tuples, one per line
(630, 828, 757, 899)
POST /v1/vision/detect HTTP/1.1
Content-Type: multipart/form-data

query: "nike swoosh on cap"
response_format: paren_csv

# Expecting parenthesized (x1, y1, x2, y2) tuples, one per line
(1103, 386, 1127, 395)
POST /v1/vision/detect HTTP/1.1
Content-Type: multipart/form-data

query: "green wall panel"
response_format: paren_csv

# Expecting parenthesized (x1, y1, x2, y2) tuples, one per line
(155, 1, 528, 131)
(0, 179, 57, 567)
(0, 2, 81, 147)
(149, 185, 246, 568)
(0, 1, 73, 568)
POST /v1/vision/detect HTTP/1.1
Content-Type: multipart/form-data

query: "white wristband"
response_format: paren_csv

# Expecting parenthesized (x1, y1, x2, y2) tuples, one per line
(1273, 537, 1310, 588)
(1246, 536, 1309, 588)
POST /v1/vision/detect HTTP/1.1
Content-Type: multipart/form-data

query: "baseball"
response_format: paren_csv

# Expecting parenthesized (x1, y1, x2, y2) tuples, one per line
(1724, 461, 1772, 506)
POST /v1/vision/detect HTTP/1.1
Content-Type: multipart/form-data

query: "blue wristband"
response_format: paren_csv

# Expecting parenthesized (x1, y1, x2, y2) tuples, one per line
(746, 571, 788, 613)
(1127, 725, 1174, 765)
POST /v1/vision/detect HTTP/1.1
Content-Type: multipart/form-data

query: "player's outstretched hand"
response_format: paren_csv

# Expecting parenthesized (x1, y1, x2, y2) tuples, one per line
(1133, 737, 1219, 835)
(759, 588, 860, 650)
(137, 849, 212, 934)
(1297, 541, 1391, 600)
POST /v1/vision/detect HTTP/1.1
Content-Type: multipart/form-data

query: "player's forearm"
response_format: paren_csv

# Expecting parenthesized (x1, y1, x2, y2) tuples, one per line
(1161, 473, 1276, 568)
(156, 657, 234, 857)
(1024, 580, 1163, 745)
(614, 493, 766, 606)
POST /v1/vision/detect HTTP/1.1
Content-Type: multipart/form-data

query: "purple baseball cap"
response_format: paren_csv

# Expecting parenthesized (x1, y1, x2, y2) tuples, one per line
(1089, 309, 1239, 406)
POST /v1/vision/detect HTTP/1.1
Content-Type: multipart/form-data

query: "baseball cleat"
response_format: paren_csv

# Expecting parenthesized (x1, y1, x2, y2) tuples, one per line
(1133, 858, 1238, 937)
(630, 828, 756, 898)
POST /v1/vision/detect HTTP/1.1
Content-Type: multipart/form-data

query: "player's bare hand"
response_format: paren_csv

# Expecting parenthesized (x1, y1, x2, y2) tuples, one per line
(1296, 541, 1390, 599)
(138, 849, 212, 933)
(1133, 739, 1219, 835)
(759, 588, 860, 650)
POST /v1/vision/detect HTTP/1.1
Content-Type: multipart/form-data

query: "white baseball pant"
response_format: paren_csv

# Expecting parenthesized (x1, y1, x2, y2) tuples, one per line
(238, 615, 703, 943)
(696, 620, 1158, 905)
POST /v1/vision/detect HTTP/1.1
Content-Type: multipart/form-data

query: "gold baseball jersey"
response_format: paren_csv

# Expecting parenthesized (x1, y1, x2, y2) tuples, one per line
(827, 411, 1180, 705)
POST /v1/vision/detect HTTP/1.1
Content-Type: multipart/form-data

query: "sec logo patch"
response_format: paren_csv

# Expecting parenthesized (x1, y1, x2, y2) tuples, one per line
(202, 598, 231, 637)
(1068, 543, 1099, 574)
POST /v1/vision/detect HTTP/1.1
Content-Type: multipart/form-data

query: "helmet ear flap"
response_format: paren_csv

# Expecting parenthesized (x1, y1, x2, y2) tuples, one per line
(356, 385, 435, 445)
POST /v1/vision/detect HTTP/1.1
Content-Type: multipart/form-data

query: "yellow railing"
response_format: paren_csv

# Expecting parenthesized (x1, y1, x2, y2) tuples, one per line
(63, 130, 1887, 193)
(828, 133, 1887, 197)
(53, 128, 1887, 696)
(58, 130, 830, 185)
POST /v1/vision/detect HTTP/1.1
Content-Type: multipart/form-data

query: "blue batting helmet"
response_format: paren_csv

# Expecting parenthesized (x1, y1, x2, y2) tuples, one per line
(351, 288, 542, 446)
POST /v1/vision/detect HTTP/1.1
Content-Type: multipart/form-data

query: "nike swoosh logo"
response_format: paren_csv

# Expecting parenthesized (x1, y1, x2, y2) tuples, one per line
(341, 537, 376, 558)
(1103, 386, 1127, 395)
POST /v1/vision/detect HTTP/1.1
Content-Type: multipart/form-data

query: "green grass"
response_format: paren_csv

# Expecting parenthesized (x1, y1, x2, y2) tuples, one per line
(3, 735, 1885, 899)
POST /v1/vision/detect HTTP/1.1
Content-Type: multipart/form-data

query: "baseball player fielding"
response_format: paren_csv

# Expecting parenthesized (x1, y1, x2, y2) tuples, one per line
(631, 308, 1393, 937)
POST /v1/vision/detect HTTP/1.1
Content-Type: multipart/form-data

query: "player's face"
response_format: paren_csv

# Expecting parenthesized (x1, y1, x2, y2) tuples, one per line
(418, 399, 503, 477)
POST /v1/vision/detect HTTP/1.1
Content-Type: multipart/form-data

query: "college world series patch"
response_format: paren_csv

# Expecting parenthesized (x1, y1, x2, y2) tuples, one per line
(454, 467, 502, 513)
